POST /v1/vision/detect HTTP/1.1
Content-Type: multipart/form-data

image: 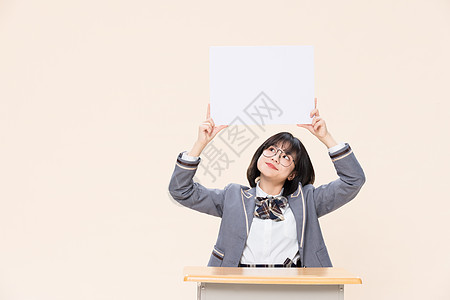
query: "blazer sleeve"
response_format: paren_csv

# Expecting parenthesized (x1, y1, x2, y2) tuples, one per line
(312, 143, 366, 218)
(167, 152, 230, 217)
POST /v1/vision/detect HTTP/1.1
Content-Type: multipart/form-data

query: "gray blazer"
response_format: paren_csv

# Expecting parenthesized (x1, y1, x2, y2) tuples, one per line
(168, 143, 365, 267)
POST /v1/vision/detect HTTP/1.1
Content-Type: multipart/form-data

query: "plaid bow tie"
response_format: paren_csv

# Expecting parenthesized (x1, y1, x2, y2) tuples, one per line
(254, 195, 288, 222)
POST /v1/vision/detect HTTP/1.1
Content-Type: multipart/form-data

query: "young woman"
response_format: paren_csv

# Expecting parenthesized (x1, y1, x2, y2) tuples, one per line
(168, 99, 365, 268)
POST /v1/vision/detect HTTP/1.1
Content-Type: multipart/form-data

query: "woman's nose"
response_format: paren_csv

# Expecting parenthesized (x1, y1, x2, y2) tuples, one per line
(271, 152, 281, 163)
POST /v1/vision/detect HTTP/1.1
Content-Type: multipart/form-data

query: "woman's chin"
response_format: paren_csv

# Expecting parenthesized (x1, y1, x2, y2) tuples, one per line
(259, 173, 280, 180)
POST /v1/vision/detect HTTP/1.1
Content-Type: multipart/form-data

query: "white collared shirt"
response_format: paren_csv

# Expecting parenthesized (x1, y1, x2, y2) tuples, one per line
(240, 182, 298, 264)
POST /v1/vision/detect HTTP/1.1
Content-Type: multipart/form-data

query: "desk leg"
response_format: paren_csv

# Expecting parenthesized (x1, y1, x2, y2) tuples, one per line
(198, 283, 344, 300)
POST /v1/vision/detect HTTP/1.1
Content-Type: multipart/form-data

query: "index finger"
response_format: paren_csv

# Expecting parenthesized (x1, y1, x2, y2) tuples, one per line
(207, 103, 210, 119)
(314, 97, 317, 109)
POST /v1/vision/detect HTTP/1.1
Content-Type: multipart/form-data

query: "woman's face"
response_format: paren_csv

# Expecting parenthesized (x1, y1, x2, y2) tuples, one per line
(257, 142, 296, 183)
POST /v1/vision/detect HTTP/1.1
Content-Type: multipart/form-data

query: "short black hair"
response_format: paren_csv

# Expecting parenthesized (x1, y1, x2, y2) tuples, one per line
(246, 132, 315, 197)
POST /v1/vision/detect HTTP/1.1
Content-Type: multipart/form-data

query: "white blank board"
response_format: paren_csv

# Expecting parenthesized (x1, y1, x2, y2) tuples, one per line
(209, 45, 314, 126)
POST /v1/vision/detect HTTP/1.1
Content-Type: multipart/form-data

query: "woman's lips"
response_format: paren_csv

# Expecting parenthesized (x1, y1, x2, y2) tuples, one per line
(266, 162, 278, 170)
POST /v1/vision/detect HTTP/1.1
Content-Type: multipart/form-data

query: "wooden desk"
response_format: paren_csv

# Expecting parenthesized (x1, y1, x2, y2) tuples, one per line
(184, 266, 362, 300)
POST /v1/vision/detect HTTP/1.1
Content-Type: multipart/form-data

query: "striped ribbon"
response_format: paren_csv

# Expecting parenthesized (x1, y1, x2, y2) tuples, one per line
(254, 195, 288, 222)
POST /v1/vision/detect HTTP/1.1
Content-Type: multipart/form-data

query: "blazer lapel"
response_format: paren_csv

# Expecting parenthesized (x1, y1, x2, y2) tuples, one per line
(240, 187, 256, 238)
(287, 183, 305, 248)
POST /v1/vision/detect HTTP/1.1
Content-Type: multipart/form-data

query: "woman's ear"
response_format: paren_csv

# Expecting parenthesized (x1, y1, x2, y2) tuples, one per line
(288, 172, 296, 181)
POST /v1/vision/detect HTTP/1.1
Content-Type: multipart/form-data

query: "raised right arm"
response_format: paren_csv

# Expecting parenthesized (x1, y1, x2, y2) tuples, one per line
(168, 103, 229, 216)
(168, 152, 231, 217)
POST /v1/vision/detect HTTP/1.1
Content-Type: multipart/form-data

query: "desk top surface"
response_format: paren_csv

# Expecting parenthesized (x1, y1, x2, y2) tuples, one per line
(183, 266, 362, 285)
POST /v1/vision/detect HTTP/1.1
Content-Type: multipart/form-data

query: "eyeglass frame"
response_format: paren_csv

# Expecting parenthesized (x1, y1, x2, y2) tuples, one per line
(262, 145, 295, 167)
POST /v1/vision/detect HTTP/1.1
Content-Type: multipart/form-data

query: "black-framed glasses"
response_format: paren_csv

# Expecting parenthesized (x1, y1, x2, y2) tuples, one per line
(262, 145, 295, 167)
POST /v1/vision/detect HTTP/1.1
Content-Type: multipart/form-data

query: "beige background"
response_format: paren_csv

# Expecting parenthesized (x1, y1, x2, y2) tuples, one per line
(1, 0, 449, 299)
